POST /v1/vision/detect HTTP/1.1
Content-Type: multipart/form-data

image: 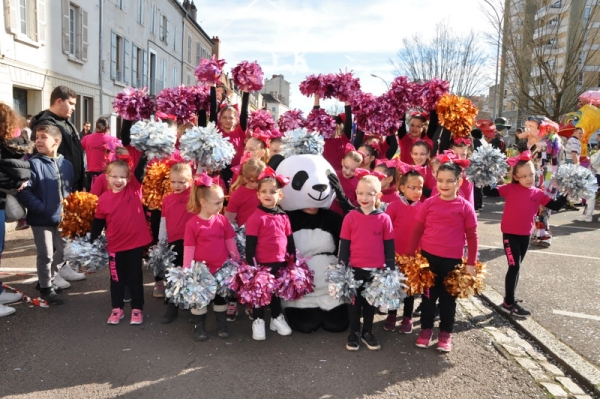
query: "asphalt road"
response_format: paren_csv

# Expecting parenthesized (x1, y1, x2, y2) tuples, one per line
(0, 225, 550, 399)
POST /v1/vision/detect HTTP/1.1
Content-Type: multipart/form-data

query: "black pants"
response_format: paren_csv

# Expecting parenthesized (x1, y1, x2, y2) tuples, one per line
(145, 208, 162, 281)
(420, 250, 462, 333)
(85, 171, 102, 192)
(253, 262, 285, 320)
(109, 246, 145, 310)
(502, 233, 530, 305)
(388, 295, 414, 318)
(474, 186, 483, 210)
(348, 267, 376, 335)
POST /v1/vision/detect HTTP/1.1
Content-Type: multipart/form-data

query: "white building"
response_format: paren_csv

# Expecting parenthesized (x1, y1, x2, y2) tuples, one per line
(261, 93, 289, 122)
(261, 74, 290, 107)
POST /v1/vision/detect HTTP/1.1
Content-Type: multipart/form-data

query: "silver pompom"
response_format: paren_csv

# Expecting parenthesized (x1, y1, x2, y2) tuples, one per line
(146, 239, 177, 278)
(281, 127, 325, 157)
(164, 261, 217, 309)
(214, 259, 239, 297)
(231, 222, 246, 260)
(362, 268, 408, 310)
(63, 234, 109, 273)
(325, 261, 363, 304)
(465, 146, 508, 188)
(130, 121, 177, 160)
(179, 123, 235, 172)
(551, 164, 599, 200)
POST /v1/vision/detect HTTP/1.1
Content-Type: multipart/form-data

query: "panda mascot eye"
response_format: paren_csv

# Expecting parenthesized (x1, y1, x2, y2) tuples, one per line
(291, 171, 309, 191)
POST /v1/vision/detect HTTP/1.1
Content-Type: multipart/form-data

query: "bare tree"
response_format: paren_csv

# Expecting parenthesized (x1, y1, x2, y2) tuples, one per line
(484, 0, 600, 121)
(390, 22, 491, 97)
(326, 103, 344, 116)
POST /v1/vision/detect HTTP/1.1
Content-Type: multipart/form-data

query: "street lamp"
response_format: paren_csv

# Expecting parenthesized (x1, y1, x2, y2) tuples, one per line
(371, 74, 390, 90)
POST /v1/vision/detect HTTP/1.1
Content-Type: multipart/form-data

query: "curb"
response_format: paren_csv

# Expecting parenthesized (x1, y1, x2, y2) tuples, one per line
(480, 286, 600, 398)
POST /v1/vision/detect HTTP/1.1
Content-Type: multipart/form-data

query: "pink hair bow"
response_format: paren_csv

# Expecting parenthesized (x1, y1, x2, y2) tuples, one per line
(252, 129, 271, 148)
(409, 111, 428, 120)
(454, 137, 471, 146)
(436, 150, 471, 169)
(156, 111, 177, 122)
(397, 161, 426, 177)
(219, 103, 239, 113)
(258, 166, 290, 186)
(194, 171, 214, 187)
(354, 168, 386, 181)
(344, 143, 366, 161)
(375, 158, 399, 169)
(506, 150, 532, 167)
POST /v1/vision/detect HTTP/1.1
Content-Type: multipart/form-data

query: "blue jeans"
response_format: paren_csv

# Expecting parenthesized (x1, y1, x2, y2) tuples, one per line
(0, 208, 5, 294)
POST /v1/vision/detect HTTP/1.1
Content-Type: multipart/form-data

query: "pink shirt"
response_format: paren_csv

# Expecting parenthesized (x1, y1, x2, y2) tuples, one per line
(245, 207, 292, 263)
(81, 132, 121, 172)
(386, 197, 423, 255)
(323, 135, 350, 170)
(498, 183, 551, 235)
(90, 173, 109, 196)
(227, 185, 259, 226)
(162, 187, 194, 242)
(95, 179, 152, 253)
(340, 210, 394, 268)
(220, 125, 246, 167)
(381, 187, 401, 204)
(184, 214, 235, 274)
(415, 195, 477, 260)
(124, 145, 143, 171)
(338, 173, 358, 206)
(429, 173, 474, 207)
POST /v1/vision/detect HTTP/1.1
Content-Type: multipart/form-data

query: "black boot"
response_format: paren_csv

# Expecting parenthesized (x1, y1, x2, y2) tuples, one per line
(35, 282, 63, 294)
(193, 314, 208, 341)
(215, 311, 229, 339)
(161, 302, 179, 324)
(40, 287, 63, 305)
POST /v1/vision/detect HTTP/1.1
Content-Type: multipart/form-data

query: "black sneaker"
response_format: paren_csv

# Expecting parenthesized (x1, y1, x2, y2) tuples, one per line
(35, 282, 63, 294)
(361, 331, 381, 351)
(40, 288, 64, 305)
(346, 332, 360, 351)
(500, 301, 531, 318)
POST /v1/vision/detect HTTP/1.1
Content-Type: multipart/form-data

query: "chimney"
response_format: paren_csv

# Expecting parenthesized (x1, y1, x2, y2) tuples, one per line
(182, 0, 191, 12)
(212, 36, 221, 58)
(190, 1, 197, 20)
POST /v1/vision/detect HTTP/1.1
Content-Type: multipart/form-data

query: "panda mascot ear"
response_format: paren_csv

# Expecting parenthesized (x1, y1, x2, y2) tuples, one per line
(268, 154, 285, 170)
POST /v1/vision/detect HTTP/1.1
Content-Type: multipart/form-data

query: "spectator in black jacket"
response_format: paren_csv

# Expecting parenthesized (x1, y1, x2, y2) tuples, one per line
(29, 86, 86, 191)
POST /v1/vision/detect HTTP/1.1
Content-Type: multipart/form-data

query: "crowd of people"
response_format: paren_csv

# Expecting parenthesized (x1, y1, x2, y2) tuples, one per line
(0, 83, 597, 355)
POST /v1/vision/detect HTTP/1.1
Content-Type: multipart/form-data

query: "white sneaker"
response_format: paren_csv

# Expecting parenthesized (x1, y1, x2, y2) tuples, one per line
(59, 264, 86, 281)
(270, 314, 292, 336)
(578, 215, 593, 222)
(252, 318, 266, 341)
(53, 273, 71, 289)
(0, 303, 16, 317)
(0, 291, 23, 305)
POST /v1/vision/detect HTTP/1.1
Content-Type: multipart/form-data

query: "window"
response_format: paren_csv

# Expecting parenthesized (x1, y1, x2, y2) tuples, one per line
(118, 0, 124, 9)
(81, 96, 93, 129)
(163, 16, 169, 44)
(187, 35, 192, 63)
(11, 0, 45, 43)
(110, 31, 125, 81)
(271, 106, 276, 112)
(584, 6, 591, 21)
(62, 2, 88, 61)
(578, 72, 584, 86)
(137, 0, 143, 24)
(173, 25, 177, 50)
(551, 0, 561, 8)
(196, 42, 201, 66)
(151, 4, 156, 34)
(132, 44, 144, 87)
(161, 59, 167, 89)
(172, 66, 178, 87)
(19, 0, 27, 35)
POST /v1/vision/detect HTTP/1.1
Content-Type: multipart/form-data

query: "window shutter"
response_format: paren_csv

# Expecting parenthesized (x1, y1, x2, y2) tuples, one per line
(158, 13, 163, 40)
(124, 39, 130, 84)
(110, 32, 117, 79)
(81, 9, 88, 61)
(165, 20, 169, 45)
(142, 50, 148, 88)
(62, 0, 70, 54)
(36, 0, 46, 43)
(132, 46, 138, 87)
(8, 0, 19, 35)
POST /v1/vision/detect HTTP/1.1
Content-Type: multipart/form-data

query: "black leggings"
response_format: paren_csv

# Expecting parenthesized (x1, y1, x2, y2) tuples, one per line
(420, 250, 462, 333)
(502, 233, 530, 305)
(253, 262, 285, 320)
(348, 267, 376, 334)
(145, 208, 162, 282)
(387, 295, 415, 318)
(109, 246, 145, 310)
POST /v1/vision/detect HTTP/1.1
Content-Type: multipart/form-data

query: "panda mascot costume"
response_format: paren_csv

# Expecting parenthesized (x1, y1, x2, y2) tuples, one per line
(267, 132, 349, 333)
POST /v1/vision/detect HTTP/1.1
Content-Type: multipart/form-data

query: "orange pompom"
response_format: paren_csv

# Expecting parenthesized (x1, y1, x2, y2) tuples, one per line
(443, 259, 487, 298)
(142, 161, 172, 210)
(60, 192, 98, 238)
(396, 252, 436, 296)
(436, 94, 478, 139)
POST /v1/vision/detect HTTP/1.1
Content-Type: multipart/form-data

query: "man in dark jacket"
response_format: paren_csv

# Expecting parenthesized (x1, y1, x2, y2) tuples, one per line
(29, 86, 86, 191)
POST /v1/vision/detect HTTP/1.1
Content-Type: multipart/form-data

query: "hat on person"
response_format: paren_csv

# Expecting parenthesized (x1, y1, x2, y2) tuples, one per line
(494, 117, 511, 131)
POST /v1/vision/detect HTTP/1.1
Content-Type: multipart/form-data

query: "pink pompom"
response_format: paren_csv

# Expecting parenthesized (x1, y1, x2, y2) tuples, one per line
(351, 92, 403, 137)
(277, 109, 306, 132)
(389, 76, 415, 106)
(412, 78, 449, 111)
(299, 75, 322, 97)
(299, 74, 337, 99)
(248, 109, 276, 133)
(231, 61, 264, 92)
(113, 87, 155, 121)
(194, 55, 226, 85)
(275, 253, 315, 301)
(156, 86, 199, 124)
(228, 262, 276, 308)
(189, 84, 211, 112)
(306, 108, 337, 138)
(332, 71, 361, 102)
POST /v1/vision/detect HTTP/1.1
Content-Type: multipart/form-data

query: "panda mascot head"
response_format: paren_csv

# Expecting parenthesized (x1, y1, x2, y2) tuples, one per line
(268, 129, 349, 334)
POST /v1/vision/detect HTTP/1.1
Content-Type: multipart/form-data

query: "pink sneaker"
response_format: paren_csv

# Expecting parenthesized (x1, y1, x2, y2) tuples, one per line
(130, 309, 143, 325)
(107, 308, 124, 324)
(415, 328, 433, 348)
(399, 317, 413, 334)
(437, 331, 452, 352)
(383, 313, 397, 331)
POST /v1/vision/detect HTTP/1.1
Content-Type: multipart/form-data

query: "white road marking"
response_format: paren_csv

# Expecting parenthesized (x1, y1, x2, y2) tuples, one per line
(477, 218, 599, 231)
(552, 309, 600, 322)
(478, 244, 600, 261)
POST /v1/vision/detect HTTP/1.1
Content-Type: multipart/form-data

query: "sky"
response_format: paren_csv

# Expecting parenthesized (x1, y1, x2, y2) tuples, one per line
(194, 0, 495, 114)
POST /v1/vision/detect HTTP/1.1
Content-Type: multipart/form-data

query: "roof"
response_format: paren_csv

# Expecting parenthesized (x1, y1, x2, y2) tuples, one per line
(261, 93, 285, 105)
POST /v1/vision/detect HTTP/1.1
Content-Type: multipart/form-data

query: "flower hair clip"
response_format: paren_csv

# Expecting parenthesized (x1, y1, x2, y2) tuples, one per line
(194, 171, 214, 187)
(258, 166, 290, 186)
(354, 168, 386, 181)
(506, 150, 532, 167)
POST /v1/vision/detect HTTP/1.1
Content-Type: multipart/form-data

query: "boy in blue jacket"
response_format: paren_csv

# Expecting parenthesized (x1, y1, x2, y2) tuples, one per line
(18, 125, 73, 305)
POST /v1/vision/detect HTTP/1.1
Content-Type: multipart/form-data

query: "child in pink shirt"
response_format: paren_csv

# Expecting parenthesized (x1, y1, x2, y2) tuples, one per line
(245, 167, 295, 341)
(374, 159, 401, 206)
(339, 169, 395, 351)
(81, 116, 121, 190)
(408, 141, 436, 200)
(383, 165, 425, 334)
(90, 147, 131, 196)
(157, 163, 194, 324)
(497, 152, 566, 317)
(90, 155, 151, 326)
(330, 147, 361, 214)
(183, 172, 241, 341)
(408, 159, 478, 352)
